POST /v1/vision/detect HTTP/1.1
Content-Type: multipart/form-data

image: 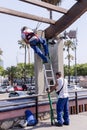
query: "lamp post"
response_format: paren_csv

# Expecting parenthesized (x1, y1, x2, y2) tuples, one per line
(63, 30, 77, 85)
(67, 30, 77, 84)
(73, 38, 77, 84)
(63, 31, 71, 85)
(67, 44, 71, 85)
(24, 45, 27, 83)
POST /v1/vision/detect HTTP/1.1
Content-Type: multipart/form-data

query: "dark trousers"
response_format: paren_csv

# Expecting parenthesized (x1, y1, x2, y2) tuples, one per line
(30, 37, 49, 62)
(56, 97, 69, 125)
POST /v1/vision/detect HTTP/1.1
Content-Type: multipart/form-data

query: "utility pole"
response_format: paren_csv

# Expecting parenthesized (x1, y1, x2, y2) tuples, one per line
(74, 38, 77, 84)
(68, 30, 77, 84)
(24, 45, 27, 83)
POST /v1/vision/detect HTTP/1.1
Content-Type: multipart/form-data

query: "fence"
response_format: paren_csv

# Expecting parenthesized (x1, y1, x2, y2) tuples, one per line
(0, 89, 87, 122)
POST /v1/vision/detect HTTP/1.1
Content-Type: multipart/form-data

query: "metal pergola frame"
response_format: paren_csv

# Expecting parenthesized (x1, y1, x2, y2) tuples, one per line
(0, 0, 87, 39)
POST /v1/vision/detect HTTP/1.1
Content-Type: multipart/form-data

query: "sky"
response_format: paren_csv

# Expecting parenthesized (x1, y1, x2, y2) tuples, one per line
(0, 0, 87, 68)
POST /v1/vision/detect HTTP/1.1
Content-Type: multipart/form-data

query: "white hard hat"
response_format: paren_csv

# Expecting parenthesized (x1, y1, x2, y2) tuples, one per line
(21, 26, 33, 33)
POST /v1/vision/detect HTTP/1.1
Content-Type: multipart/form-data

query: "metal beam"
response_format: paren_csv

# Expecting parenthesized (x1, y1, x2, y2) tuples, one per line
(0, 7, 55, 24)
(45, 0, 87, 39)
(19, 0, 67, 14)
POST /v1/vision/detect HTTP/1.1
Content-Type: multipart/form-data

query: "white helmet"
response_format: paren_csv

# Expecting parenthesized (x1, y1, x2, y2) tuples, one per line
(21, 26, 33, 33)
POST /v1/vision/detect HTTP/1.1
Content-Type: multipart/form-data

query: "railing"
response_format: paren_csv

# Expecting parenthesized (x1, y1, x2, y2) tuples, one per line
(0, 94, 39, 122)
(69, 89, 87, 114)
(0, 89, 87, 121)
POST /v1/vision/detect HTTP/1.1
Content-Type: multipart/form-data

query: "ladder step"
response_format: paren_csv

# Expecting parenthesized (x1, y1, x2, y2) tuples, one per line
(47, 77, 53, 79)
(45, 70, 53, 72)
(48, 84, 55, 87)
(43, 63, 55, 89)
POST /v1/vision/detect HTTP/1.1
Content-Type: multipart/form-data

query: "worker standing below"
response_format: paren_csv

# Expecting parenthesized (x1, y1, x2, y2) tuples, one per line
(21, 26, 49, 63)
(47, 71, 70, 127)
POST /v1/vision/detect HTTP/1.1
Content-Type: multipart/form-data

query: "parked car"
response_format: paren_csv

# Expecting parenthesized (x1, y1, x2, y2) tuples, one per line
(9, 91, 28, 98)
(14, 85, 23, 91)
(65, 76, 80, 84)
(22, 84, 27, 91)
(0, 86, 7, 93)
(27, 85, 35, 95)
(6, 85, 14, 92)
(68, 84, 83, 90)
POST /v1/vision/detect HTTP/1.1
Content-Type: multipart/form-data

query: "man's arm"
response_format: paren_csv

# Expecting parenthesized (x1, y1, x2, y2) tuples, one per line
(46, 81, 58, 93)
(50, 82, 58, 92)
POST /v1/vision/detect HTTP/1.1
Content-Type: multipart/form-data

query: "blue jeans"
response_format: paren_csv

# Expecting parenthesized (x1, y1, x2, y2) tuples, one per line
(30, 37, 49, 62)
(56, 97, 69, 125)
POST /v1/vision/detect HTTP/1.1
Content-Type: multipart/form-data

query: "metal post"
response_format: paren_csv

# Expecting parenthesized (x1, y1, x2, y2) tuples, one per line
(68, 30, 77, 85)
(24, 45, 27, 83)
(74, 41, 77, 85)
(75, 91, 78, 114)
(68, 45, 70, 85)
(36, 96, 38, 123)
(49, 10, 52, 19)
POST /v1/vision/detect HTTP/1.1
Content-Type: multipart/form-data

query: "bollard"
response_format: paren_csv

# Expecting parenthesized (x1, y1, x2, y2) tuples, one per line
(75, 91, 78, 114)
(36, 96, 38, 123)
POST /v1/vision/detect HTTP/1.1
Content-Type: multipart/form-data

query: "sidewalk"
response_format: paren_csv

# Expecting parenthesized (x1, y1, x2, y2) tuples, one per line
(11, 112, 87, 130)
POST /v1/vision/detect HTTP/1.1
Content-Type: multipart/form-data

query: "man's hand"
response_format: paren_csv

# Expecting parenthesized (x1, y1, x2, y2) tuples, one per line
(46, 88, 50, 93)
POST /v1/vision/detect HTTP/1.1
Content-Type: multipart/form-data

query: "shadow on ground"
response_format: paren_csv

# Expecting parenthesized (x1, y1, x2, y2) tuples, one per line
(11, 120, 53, 130)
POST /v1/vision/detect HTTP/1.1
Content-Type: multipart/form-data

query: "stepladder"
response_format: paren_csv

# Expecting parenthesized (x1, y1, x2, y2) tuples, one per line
(43, 62, 56, 125)
(43, 62, 55, 89)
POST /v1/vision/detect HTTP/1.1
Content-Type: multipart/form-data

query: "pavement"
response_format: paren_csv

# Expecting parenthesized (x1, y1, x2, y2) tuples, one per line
(1, 93, 87, 130)
(11, 112, 87, 130)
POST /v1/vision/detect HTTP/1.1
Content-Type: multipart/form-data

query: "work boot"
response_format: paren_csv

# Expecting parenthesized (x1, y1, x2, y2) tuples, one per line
(55, 122, 63, 127)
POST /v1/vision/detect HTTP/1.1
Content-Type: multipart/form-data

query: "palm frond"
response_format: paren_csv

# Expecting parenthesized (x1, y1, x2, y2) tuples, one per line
(0, 48, 3, 55)
(18, 39, 26, 45)
(18, 39, 30, 49)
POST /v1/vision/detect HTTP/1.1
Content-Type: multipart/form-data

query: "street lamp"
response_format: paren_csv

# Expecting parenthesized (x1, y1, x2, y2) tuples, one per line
(67, 30, 77, 84)
(64, 38, 72, 85)
(24, 45, 27, 83)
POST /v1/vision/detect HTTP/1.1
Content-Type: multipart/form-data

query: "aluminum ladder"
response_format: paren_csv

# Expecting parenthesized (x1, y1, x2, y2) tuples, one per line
(43, 62, 55, 89)
(43, 62, 56, 125)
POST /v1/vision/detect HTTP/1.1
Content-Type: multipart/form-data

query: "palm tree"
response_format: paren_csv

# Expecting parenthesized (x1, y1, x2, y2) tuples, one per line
(0, 48, 3, 55)
(18, 40, 30, 64)
(18, 40, 30, 82)
(41, 0, 62, 19)
(5, 66, 17, 85)
(63, 39, 75, 85)
(0, 48, 3, 67)
(0, 48, 3, 59)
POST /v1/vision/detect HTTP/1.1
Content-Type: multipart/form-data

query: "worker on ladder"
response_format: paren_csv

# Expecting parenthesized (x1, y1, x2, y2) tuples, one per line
(21, 26, 49, 63)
